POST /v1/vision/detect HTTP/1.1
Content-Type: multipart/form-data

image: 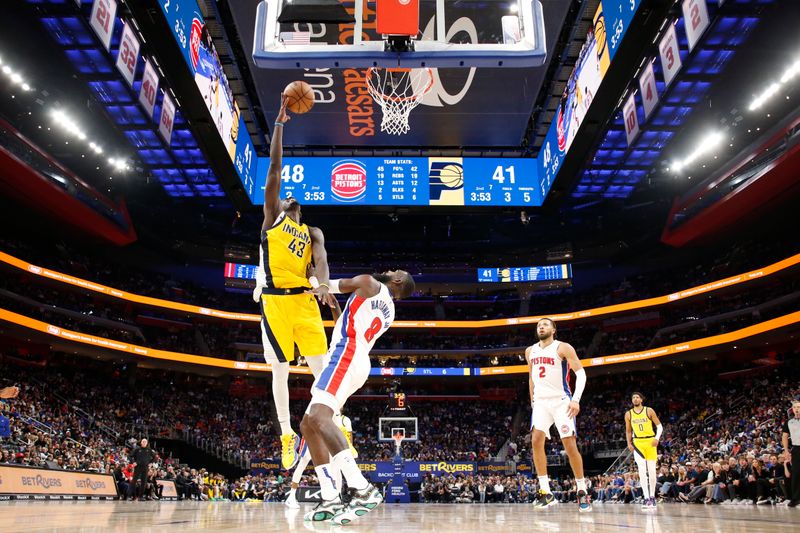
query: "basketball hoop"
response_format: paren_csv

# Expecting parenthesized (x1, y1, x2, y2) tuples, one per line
(366, 67, 434, 135)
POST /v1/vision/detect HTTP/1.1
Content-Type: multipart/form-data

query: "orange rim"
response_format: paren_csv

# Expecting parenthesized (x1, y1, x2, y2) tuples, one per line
(367, 67, 435, 103)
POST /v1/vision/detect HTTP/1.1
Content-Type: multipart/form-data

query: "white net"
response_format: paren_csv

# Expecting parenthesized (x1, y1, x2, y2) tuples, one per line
(366, 68, 433, 135)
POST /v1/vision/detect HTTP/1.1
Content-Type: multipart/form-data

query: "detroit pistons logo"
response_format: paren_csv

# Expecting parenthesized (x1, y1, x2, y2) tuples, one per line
(556, 107, 567, 152)
(189, 17, 203, 69)
(331, 160, 367, 203)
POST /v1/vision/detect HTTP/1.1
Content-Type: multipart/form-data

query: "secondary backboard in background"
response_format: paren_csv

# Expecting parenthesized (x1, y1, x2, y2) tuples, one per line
(379, 417, 419, 442)
(227, 0, 572, 147)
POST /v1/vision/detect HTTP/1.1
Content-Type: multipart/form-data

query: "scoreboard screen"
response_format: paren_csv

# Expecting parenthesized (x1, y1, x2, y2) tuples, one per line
(477, 264, 572, 283)
(248, 157, 545, 207)
(224, 262, 257, 280)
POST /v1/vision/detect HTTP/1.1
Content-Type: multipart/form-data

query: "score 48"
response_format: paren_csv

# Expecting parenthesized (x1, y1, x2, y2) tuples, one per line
(281, 164, 326, 202)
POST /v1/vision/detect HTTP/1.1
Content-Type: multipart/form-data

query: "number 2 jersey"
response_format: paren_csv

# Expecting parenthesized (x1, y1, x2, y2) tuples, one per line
(527, 339, 572, 401)
(257, 212, 312, 289)
(329, 283, 395, 356)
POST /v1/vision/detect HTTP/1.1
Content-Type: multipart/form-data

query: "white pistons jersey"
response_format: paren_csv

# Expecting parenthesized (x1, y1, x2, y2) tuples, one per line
(527, 340, 572, 401)
(329, 283, 395, 355)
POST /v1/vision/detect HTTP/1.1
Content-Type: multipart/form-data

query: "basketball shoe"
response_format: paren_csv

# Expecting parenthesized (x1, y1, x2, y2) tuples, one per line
(532, 490, 557, 509)
(304, 496, 345, 522)
(577, 490, 592, 512)
(332, 484, 383, 525)
(281, 432, 301, 470)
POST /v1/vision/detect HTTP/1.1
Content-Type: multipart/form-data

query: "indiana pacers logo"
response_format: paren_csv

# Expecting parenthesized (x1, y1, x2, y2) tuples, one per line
(429, 158, 464, 206)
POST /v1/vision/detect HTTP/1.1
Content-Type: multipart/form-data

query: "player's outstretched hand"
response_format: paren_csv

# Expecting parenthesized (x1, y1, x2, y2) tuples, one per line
(566, 400, 580, 418)
(307, 285, 338, 308)
(277, 93, 291, 124)
(627, 442, 634, 453)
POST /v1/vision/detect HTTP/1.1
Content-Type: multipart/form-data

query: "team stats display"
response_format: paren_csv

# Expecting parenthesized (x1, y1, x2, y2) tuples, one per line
(477, 264, 573, 283)
(248, 157, 545, 207)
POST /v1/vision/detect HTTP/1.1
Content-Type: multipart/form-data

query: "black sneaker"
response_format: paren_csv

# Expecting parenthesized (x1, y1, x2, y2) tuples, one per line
(577, 490, 592, 512)
(532, 490, 556, 509)
(788, 500, 799, 508)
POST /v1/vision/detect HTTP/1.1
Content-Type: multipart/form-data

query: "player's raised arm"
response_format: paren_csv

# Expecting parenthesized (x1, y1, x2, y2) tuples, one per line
(310, 275, 381, 300)
(263, 95, 290, 232)
(308, 226, 336, 308)
(558, 342, 586, 419)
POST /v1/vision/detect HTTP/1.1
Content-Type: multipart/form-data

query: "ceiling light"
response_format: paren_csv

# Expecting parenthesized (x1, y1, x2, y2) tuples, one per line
(1, 66, 10, 74)
(509, 3, 519, 13)
(10, 73, 22, 84)
(749, 82, 780, 110)
(780, 59, 800, 83)
(21, 83, 30, 91)
(672, 131, 723, 173)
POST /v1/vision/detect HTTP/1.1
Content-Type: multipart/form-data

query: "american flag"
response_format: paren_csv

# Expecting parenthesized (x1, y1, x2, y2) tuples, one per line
(279, 32, 312, 46)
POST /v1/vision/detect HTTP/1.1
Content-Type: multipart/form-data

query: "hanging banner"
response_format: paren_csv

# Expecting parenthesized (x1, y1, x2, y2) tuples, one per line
(658, 23, 683, 87)
(89, 0, 118, 51)
(138, 59, 160, 120)
(623, 93, 640, 146)
(158, 93, 176, 145)
(115, 22, 140, 87)
(638, 61, 659, 120)
(682, 0, 711, 52)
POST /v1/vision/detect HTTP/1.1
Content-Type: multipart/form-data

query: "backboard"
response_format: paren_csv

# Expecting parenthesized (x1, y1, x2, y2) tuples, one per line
(253, 0, 547, 69)
(379, 416, 419, 442)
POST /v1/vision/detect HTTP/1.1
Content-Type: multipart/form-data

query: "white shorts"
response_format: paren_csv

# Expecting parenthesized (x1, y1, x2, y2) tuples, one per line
(530, 396, 576, 439)
(308, 345, 371, 412)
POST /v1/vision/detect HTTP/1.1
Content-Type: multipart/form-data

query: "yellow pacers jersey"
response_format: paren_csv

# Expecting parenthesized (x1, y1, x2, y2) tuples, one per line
(630, 407, 655, 438)
(260, 213, 312, 289)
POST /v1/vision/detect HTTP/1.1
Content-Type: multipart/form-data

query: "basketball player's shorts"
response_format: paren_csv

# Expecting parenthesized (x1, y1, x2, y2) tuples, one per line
(632, 437, 658, 461)
(531, 396, 577, 439)
(259, 292, 327, 363)
(309, 343, 371, 412)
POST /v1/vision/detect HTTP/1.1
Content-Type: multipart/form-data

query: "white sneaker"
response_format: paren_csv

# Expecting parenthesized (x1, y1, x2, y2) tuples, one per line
(304, 496, 345, 522)
(332, 484, 383, 525)
(285, 490, 300, 509)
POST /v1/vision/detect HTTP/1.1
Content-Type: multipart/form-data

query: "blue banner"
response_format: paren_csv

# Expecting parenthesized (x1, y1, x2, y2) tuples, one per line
(252, 459, 527, 479)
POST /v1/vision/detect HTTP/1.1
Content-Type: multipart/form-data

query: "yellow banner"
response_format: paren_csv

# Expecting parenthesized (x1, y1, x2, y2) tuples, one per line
(1, 249, 798, 329)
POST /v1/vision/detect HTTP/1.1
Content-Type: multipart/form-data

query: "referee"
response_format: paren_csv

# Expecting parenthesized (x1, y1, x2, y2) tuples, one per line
(782, 400, 800, 507)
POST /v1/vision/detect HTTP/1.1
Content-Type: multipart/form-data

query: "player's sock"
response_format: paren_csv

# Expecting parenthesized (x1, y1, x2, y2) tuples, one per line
(576, 478, 587, 493)
(646, 461, 658, 499)
(271, 361, 292, 434)
(538, 476, 551, 494)
(328, 454, 342, 494)
(314, 464, 340, 501)
(332, 449, 368, 491)
(292, 447, 312, 484)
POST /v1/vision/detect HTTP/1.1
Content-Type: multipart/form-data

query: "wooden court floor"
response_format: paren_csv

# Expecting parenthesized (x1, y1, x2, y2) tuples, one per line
(1, 501, 798, 532)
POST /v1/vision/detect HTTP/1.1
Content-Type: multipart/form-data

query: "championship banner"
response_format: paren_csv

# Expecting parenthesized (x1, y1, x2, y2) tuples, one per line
(623, 93, 640, 146)
(682, 0, 711, 52)
(115, 22, 140, 87)
(89, 0, 118, 51)
(658, 23, 682, 87)
(139, 59, 160, 120)
(0, 465, 117, 500)
(158, 93, 176, 145)
(638, 61, 659, 120)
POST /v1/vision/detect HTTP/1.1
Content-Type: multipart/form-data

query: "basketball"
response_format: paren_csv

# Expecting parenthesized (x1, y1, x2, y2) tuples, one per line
(283, 80, 314, 114)
(439, 164, 464, 189)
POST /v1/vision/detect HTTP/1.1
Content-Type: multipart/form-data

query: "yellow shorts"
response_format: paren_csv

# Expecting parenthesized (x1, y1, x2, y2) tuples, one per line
(259, 292, 327, 363)
(632, 437, 658, 461)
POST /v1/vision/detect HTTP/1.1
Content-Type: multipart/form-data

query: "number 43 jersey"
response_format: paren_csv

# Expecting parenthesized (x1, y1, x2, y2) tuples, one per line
(258, 212, 312, 289)
(330, 283, 396, 356)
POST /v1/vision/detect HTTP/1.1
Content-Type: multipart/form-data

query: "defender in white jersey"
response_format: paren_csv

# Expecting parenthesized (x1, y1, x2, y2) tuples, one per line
(526, 318, 592, 512)
(299, 270, 415, 526)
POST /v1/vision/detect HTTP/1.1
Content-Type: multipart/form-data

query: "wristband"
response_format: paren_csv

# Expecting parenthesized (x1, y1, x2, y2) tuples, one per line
(329, 279, 342, 294)
(308, 276, 320, 289)
(274, 121, 285, 127)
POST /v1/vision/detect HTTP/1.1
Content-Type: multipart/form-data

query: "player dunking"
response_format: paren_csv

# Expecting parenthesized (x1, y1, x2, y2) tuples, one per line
(254, 94, 337, 470)
(526, 318, 591, 512)
(625, 392, 663, 511)
(299, 271, 415, 525)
